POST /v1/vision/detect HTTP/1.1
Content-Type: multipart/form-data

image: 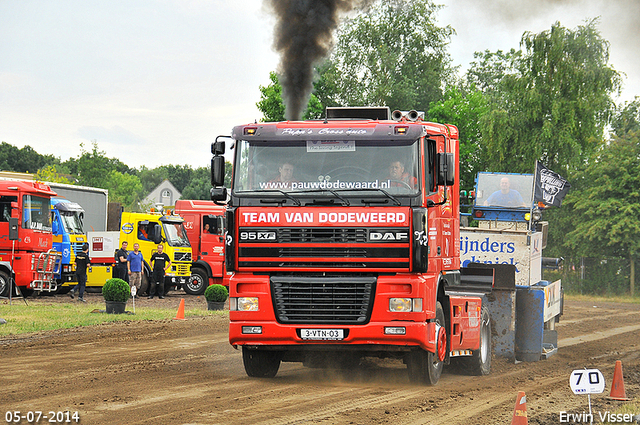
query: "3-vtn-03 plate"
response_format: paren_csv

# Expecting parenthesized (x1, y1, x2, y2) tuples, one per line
(300, 329, 345, 340)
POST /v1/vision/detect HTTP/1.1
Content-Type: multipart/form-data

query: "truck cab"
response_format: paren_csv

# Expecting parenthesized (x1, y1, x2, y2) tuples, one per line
(0, 180, 61, 297)
(174, 200, 227, 295)
(213, 107, 493, 385)
(51, 197, 87, 288)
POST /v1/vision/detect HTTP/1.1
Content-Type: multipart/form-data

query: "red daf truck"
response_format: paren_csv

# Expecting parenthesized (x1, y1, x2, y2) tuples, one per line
(174, 200, 227, 294)
(0, 180, 61, 297)
(211, 107, 494, 385)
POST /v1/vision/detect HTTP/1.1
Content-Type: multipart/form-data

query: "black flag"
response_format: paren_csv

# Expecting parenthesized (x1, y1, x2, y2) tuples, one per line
(534, 161, 571, 207)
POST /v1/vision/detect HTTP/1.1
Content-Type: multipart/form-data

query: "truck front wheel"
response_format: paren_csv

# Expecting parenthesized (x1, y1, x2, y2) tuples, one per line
(184, 268, 208, 295)
(406, 301, 445, 385)
(242, 347, 282, 378)
(0, 271, 10, 297)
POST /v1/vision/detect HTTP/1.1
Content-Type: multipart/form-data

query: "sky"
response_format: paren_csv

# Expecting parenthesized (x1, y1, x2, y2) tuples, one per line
(1, 0, 638, 170)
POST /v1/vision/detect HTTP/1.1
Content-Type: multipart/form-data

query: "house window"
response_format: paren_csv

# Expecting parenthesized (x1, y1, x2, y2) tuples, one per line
(161, 189, 171, 198)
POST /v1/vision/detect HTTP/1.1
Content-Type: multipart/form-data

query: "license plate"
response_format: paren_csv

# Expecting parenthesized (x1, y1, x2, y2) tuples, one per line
(300, 329, 344, 340)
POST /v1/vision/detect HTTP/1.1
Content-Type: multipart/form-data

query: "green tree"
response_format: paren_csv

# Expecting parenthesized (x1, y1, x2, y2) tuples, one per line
(63, 141, 132, 188)
(466, 49, 521, 97)
(181, 167, 212, 200)
(0, 142, 59, 173)
(34, 165, 74, 184)
(322, 0, 454, 111)
(158, 164, 194, 193)
(562, 131, 640, 296)
(428, 86, 489, 190)
(257, 72, 323, 122)
(105, 170, 144, 211)
(476, 20, 622, 174)
(181, 162, 233, 200)
(137, 166, 168, 195)
(612, 97, 640, 137)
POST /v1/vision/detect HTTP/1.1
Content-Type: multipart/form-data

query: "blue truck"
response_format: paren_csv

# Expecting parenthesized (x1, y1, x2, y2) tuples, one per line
(51, 197, 87, 291)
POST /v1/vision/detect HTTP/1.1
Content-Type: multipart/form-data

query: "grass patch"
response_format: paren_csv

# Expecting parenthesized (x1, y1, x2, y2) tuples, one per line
(600, 401, 640, 424)
(0, 300, 223, 336)
(565, 293, 640, 304)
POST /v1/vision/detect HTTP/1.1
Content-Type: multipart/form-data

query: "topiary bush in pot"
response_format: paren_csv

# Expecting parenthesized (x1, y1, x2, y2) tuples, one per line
(204, 284, 228, 310)
(102, 278, 131, 314)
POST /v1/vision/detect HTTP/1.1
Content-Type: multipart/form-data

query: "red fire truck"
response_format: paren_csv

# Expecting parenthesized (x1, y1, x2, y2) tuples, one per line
(174, 200, 227, 294)
(211, 107, 494, 385)
(0, 180, 61, 297)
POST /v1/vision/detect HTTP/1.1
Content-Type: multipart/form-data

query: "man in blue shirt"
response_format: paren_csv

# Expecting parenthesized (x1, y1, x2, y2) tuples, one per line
(484, 177, 527, 208)
(127, 243, 144, 294)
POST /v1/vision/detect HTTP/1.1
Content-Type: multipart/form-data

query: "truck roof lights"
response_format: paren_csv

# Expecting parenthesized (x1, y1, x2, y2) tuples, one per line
(244, 127, 257, 136)
(394, 125, 409, 135)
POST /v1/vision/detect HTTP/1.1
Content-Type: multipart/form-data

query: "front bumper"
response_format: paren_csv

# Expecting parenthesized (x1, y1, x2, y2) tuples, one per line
(229, 320, 437, 353)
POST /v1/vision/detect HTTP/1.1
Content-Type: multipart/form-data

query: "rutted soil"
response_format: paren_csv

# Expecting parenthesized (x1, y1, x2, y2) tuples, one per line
(1, 295, 639, 424)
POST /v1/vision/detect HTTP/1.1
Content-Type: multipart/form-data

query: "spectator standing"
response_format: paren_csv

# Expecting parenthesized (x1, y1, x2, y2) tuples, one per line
(127, 243, 144, 295)
(115, 241, 129, 282)
(149, 244, 171, 299)
(69, 243, 90, 302)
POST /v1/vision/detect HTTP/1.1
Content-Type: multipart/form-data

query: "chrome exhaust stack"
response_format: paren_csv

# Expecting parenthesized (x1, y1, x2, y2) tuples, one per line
(391, 110, 425, 122)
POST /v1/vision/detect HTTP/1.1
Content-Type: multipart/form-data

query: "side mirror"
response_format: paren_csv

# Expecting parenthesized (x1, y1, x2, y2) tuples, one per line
(10, 201, 19, 219)
(211, 141, 225, 156)
(211, 156, 225, 187)
(150, 225, 162, 244)
(210, 187, 227, 202)
(436, 153, 455, 186)
(9, 217, 19, 241)
(52, 220, 60, 235)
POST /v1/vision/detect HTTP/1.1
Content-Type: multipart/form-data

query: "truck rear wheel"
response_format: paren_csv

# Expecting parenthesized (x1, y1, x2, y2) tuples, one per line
(406, 301, 445, 385)
(184, 268, 208, 295)
(242, 347, 282, 378)
(463, 306, 491, 376)
(0, 271, 10, 297)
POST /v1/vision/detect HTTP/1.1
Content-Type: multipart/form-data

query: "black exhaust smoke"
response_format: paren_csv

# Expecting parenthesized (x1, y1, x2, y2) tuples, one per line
(266, 0, 362, 121)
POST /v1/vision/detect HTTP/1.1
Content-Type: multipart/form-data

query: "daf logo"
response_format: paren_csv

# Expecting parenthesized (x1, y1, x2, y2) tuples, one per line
(369, 231, 408, 241)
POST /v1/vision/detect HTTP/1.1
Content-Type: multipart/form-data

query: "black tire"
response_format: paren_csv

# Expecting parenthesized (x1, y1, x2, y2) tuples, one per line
(0, 271, 10, 297)
(463, 306, 491, 376)
(56, 286, 72, 294)
(184, 268, 208, 295)
(18, 287, 34, 297)
(407, 301, 446, 385)
(242, 347, 282, 378)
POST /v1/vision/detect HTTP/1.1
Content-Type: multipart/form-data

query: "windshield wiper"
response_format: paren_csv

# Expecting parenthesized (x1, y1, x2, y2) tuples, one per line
(258, 190, 301, 206)
(333, 188, 401, 206)
(291, 189, 350, 206)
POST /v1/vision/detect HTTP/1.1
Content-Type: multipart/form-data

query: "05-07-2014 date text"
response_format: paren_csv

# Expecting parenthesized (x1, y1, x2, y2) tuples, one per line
(5, 411, 79, 423)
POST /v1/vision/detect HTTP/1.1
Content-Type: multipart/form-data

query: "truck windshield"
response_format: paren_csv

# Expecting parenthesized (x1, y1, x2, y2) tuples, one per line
(474, 173, 534, 208)
(59, 211, 84, 234)
(163, 222, 190, 247)
(233, 139, 420, 196)
(23, 195, 52, 232)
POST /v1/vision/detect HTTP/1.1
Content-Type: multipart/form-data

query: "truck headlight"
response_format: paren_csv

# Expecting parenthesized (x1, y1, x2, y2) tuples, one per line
(230, 297, 259, 311)
(389, 298, 423, 312)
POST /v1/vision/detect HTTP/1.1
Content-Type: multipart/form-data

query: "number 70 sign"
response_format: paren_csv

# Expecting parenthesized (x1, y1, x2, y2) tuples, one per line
(570, 369, 605, 394)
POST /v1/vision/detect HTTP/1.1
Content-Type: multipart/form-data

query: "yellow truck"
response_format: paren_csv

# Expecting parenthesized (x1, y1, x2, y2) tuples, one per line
(86, 210, 192, 294)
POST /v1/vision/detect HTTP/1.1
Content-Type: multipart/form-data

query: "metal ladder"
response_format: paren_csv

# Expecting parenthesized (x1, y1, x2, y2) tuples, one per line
(31, 249, 62, 292)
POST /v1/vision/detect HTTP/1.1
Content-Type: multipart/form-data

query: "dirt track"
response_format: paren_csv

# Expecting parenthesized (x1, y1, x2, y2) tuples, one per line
(1, 295, 639, 425)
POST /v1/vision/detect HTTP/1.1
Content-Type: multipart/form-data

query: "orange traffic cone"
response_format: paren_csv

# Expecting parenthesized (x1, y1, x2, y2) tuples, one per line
(174, 298, 186, 320)
(608, 360, 630, 401)
(511, 391, 528, 425)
